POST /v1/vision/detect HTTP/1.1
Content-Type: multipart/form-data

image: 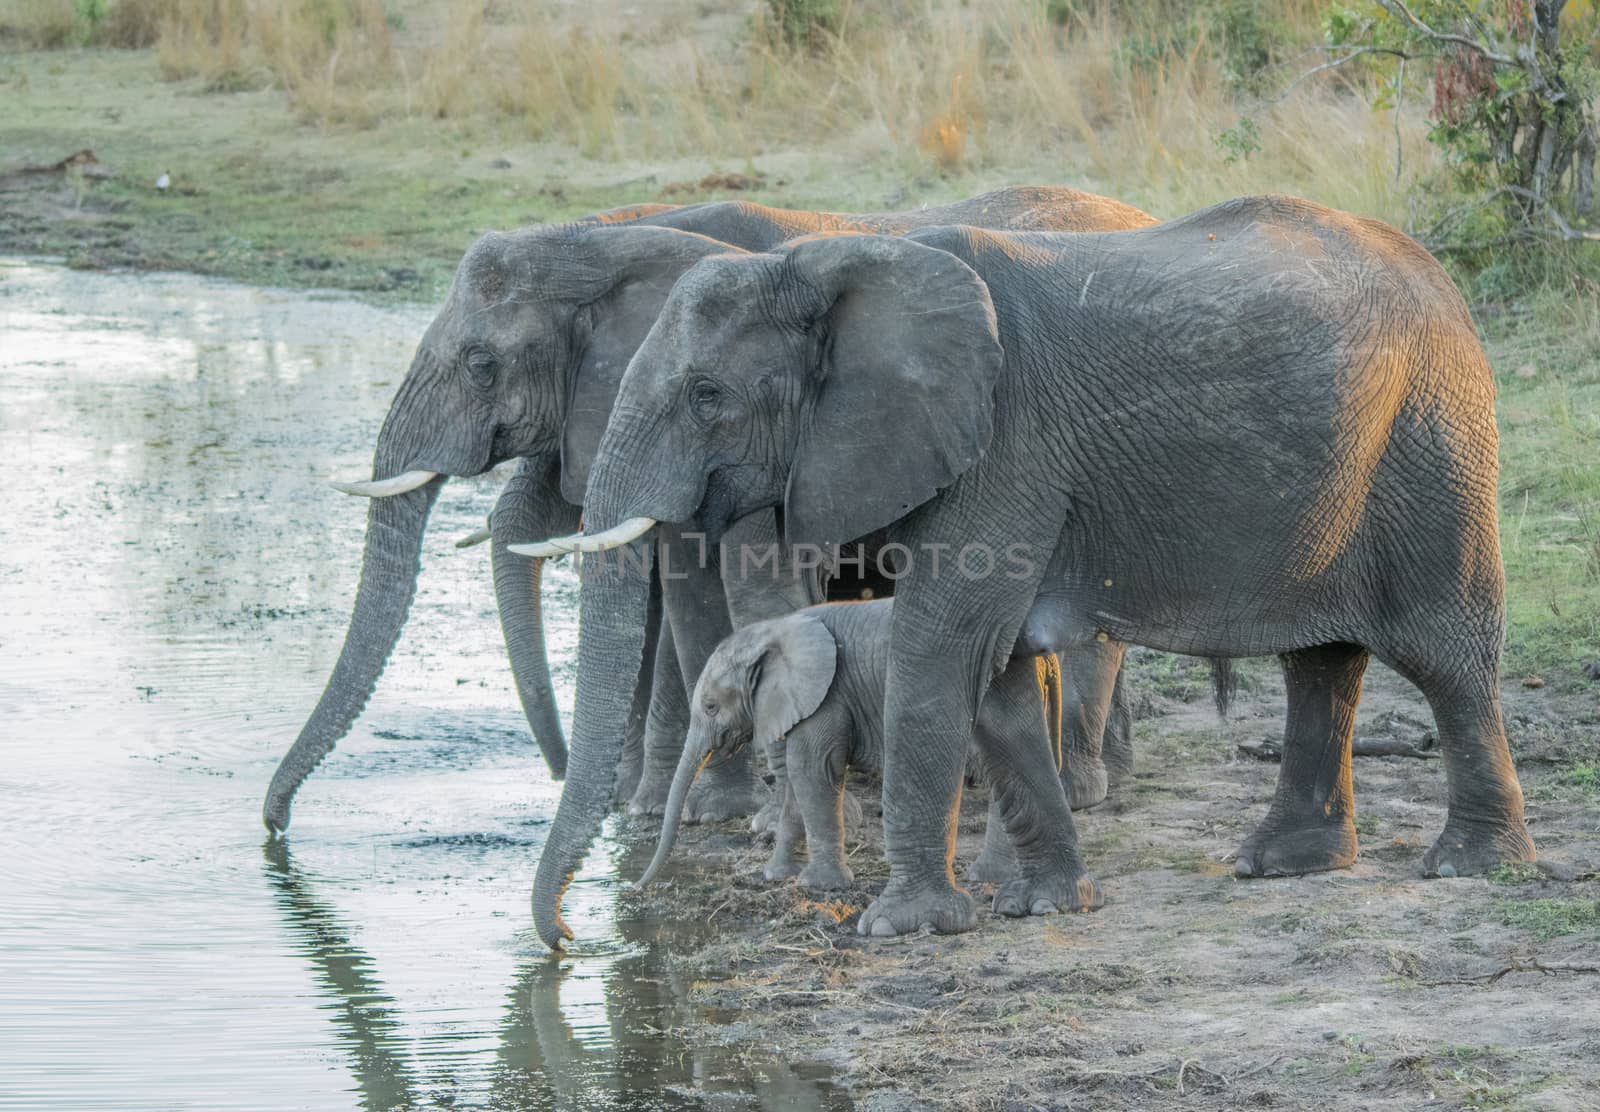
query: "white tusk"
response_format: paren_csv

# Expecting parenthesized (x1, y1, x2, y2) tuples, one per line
(454, 523, 492, 549)
(329, 470, 440, 497)
(507, 516, 657, 559)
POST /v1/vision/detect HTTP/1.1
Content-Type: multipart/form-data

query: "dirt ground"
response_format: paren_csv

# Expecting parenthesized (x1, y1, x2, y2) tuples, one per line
(623, 652, 1600, 1111)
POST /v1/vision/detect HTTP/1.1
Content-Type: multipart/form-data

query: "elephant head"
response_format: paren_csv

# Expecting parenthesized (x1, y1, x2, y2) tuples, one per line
(636, 614, 837, 887)
(263, 223, 739, 834)
(525, 232, 1001, 946)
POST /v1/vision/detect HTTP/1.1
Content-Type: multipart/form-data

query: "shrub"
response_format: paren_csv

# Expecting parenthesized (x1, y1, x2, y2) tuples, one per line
(761, 0, 841, 52)
(1327, 1, 1599, 240)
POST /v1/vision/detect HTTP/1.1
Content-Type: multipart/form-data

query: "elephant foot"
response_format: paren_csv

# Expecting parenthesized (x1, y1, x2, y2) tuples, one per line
(750, 797, 781, 836)
(763, 850, 804, 882)
(685, 759, 759, 823)
(626, 772, 674, 817)
(1233, 810, 1358, 879)
(1423, 814, 1535, 878)
(1065, 756, 1109, 811)
(856, 877, 977, 938)
(965, 843, 1020, 886)
(799, 860, 855, 891)
(993, 863, 1102, 918)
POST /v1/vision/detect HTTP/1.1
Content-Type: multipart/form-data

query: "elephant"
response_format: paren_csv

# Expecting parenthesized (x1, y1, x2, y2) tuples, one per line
(528, 193, 1536, 947)
(638, 599, 1078, 910)
(262, 186, 1158, 837)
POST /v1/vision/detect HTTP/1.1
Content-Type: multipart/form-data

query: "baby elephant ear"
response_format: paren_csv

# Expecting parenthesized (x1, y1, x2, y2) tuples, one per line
(751, 613, 838, 753)
(779, 233, 1003, 548)
(559, 226, 742, 504)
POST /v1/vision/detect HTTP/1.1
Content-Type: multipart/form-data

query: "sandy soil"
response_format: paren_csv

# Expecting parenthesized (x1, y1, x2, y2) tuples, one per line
(624, 653, 1600, 1111)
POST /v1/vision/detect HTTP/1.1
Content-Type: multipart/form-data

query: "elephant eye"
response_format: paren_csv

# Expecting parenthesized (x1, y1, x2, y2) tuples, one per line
(465, 347, 498, 384)
(703, 699, 719, 717)
(688, 379, 722, 422)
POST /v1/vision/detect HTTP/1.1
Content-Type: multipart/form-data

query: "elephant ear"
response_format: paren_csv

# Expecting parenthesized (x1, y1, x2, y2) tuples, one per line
(779, 233, 1003, 548)
(749, 613, 838, 754)
(559, 227, 744, 504)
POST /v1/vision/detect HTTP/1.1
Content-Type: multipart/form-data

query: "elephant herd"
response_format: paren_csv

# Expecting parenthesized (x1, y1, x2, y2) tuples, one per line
(264, 184, 1537, 952)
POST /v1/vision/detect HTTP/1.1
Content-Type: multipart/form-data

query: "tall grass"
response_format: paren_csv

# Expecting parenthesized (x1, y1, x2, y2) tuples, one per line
(1, 0, 1435, 220)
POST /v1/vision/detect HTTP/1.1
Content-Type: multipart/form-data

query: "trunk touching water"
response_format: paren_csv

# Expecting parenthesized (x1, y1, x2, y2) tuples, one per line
(635, 732, 715, 887)
(263, 476, 443, 834)
(489, 460, 581, 780)
(531, 536, 655, 950)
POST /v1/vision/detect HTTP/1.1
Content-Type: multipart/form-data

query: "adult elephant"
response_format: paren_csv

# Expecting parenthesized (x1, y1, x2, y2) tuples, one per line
(261, 188, 1156, 835)
(528, 195, 1536, 947)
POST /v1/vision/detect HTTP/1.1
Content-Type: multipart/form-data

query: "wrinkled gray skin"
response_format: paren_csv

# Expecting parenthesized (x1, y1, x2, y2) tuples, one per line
(261, 187, 1158, 839)
(640, 601, 1077, 912)
(542, 195, 1537, 946)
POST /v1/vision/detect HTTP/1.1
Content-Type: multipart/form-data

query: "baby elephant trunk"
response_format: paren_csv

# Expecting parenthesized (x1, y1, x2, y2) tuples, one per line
(635, 730, 715, 886)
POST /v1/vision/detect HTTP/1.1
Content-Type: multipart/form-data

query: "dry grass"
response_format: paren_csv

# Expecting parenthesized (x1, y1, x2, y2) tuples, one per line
(0, 0, 81, 46)
(1, 0, 1440, 223)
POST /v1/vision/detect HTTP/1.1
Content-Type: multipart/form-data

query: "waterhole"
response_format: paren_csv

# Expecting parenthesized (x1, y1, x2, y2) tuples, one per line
(0, 260, 849, 1111)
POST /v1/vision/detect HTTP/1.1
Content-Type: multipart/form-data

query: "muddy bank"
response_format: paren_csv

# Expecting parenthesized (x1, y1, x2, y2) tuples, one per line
(631, 656, 1600, 1110)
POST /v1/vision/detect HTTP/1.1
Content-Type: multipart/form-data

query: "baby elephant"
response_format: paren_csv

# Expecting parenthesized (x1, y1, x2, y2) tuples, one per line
(639, 600, 1099, 920)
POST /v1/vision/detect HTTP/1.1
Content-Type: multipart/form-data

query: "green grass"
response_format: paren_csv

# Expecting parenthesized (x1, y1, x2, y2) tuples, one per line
(0, 49, 922, 301)
(1485, 862, 1543, 885)
(1494, 897, 1600, 940)
(1487, 288, 1600, 682)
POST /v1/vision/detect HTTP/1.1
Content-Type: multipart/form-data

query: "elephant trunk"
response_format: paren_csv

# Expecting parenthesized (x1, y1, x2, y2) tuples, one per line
(489, 459, 580, 780)
(636, 729, 714, 887)
(531, 527, 655, 949)
(263, 474, 443, 834)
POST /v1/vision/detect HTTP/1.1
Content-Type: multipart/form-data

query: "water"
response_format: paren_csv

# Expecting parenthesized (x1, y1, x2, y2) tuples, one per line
(0, 261, 849, 1111)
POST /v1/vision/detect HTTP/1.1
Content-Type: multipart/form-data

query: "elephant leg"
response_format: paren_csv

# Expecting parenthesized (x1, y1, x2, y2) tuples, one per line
(1234, 643, 1367, 878)
(657, 523, 757, 823)
(1103, 662, 1135, 786)
(614, 565, 663, 806)
(856, 652, 978, 937)
(1060, 639, 1127, 810)
(626, 615, 688, 816)
(978, 657, 1101, 918)
(788, 714, 854, 891)
(752, 729, 787, 838)
(1409, 662, 1535, 877)
(855, 515, 1057, 940)
(964, 793, 1020, 885)
(763, 782, 807, 881)
(749, 729, 787, 836)
(841, 784, 864, 831)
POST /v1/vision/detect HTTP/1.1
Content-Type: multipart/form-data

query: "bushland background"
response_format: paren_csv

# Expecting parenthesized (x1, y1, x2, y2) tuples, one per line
(2, 0, 1595, 684)
(3, 3, 1598, 1106)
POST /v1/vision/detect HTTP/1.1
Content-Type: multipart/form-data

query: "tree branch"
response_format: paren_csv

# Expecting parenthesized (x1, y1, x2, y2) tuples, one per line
(1380, 0, 1518, 65)
(1501, 184, 1600, 240)
(1273, 46, 1415, 104)
(1418, 957, 1600, 987)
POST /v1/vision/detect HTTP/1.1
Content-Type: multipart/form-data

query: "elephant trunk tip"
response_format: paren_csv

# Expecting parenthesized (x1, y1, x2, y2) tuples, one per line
(262, 799, 289, 837)
(535, 906, 574, 952)
(634, 857, 668, 889)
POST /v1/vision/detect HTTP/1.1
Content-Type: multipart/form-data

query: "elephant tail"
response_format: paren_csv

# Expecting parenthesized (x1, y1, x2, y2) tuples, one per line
(1209, 658, 1237, 721)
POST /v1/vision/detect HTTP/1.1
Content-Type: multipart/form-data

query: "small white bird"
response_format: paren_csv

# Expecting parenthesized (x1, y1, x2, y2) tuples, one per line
(155, 171, 170, 192)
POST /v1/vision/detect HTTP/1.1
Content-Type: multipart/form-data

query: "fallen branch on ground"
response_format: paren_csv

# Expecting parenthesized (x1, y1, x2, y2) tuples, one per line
(1418, 957, 1600, 987)
(1237, 736, 1438, 761)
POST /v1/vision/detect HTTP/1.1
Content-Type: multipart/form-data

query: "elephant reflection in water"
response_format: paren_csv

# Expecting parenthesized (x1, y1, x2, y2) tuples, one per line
(261, 841, 842, 1110)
